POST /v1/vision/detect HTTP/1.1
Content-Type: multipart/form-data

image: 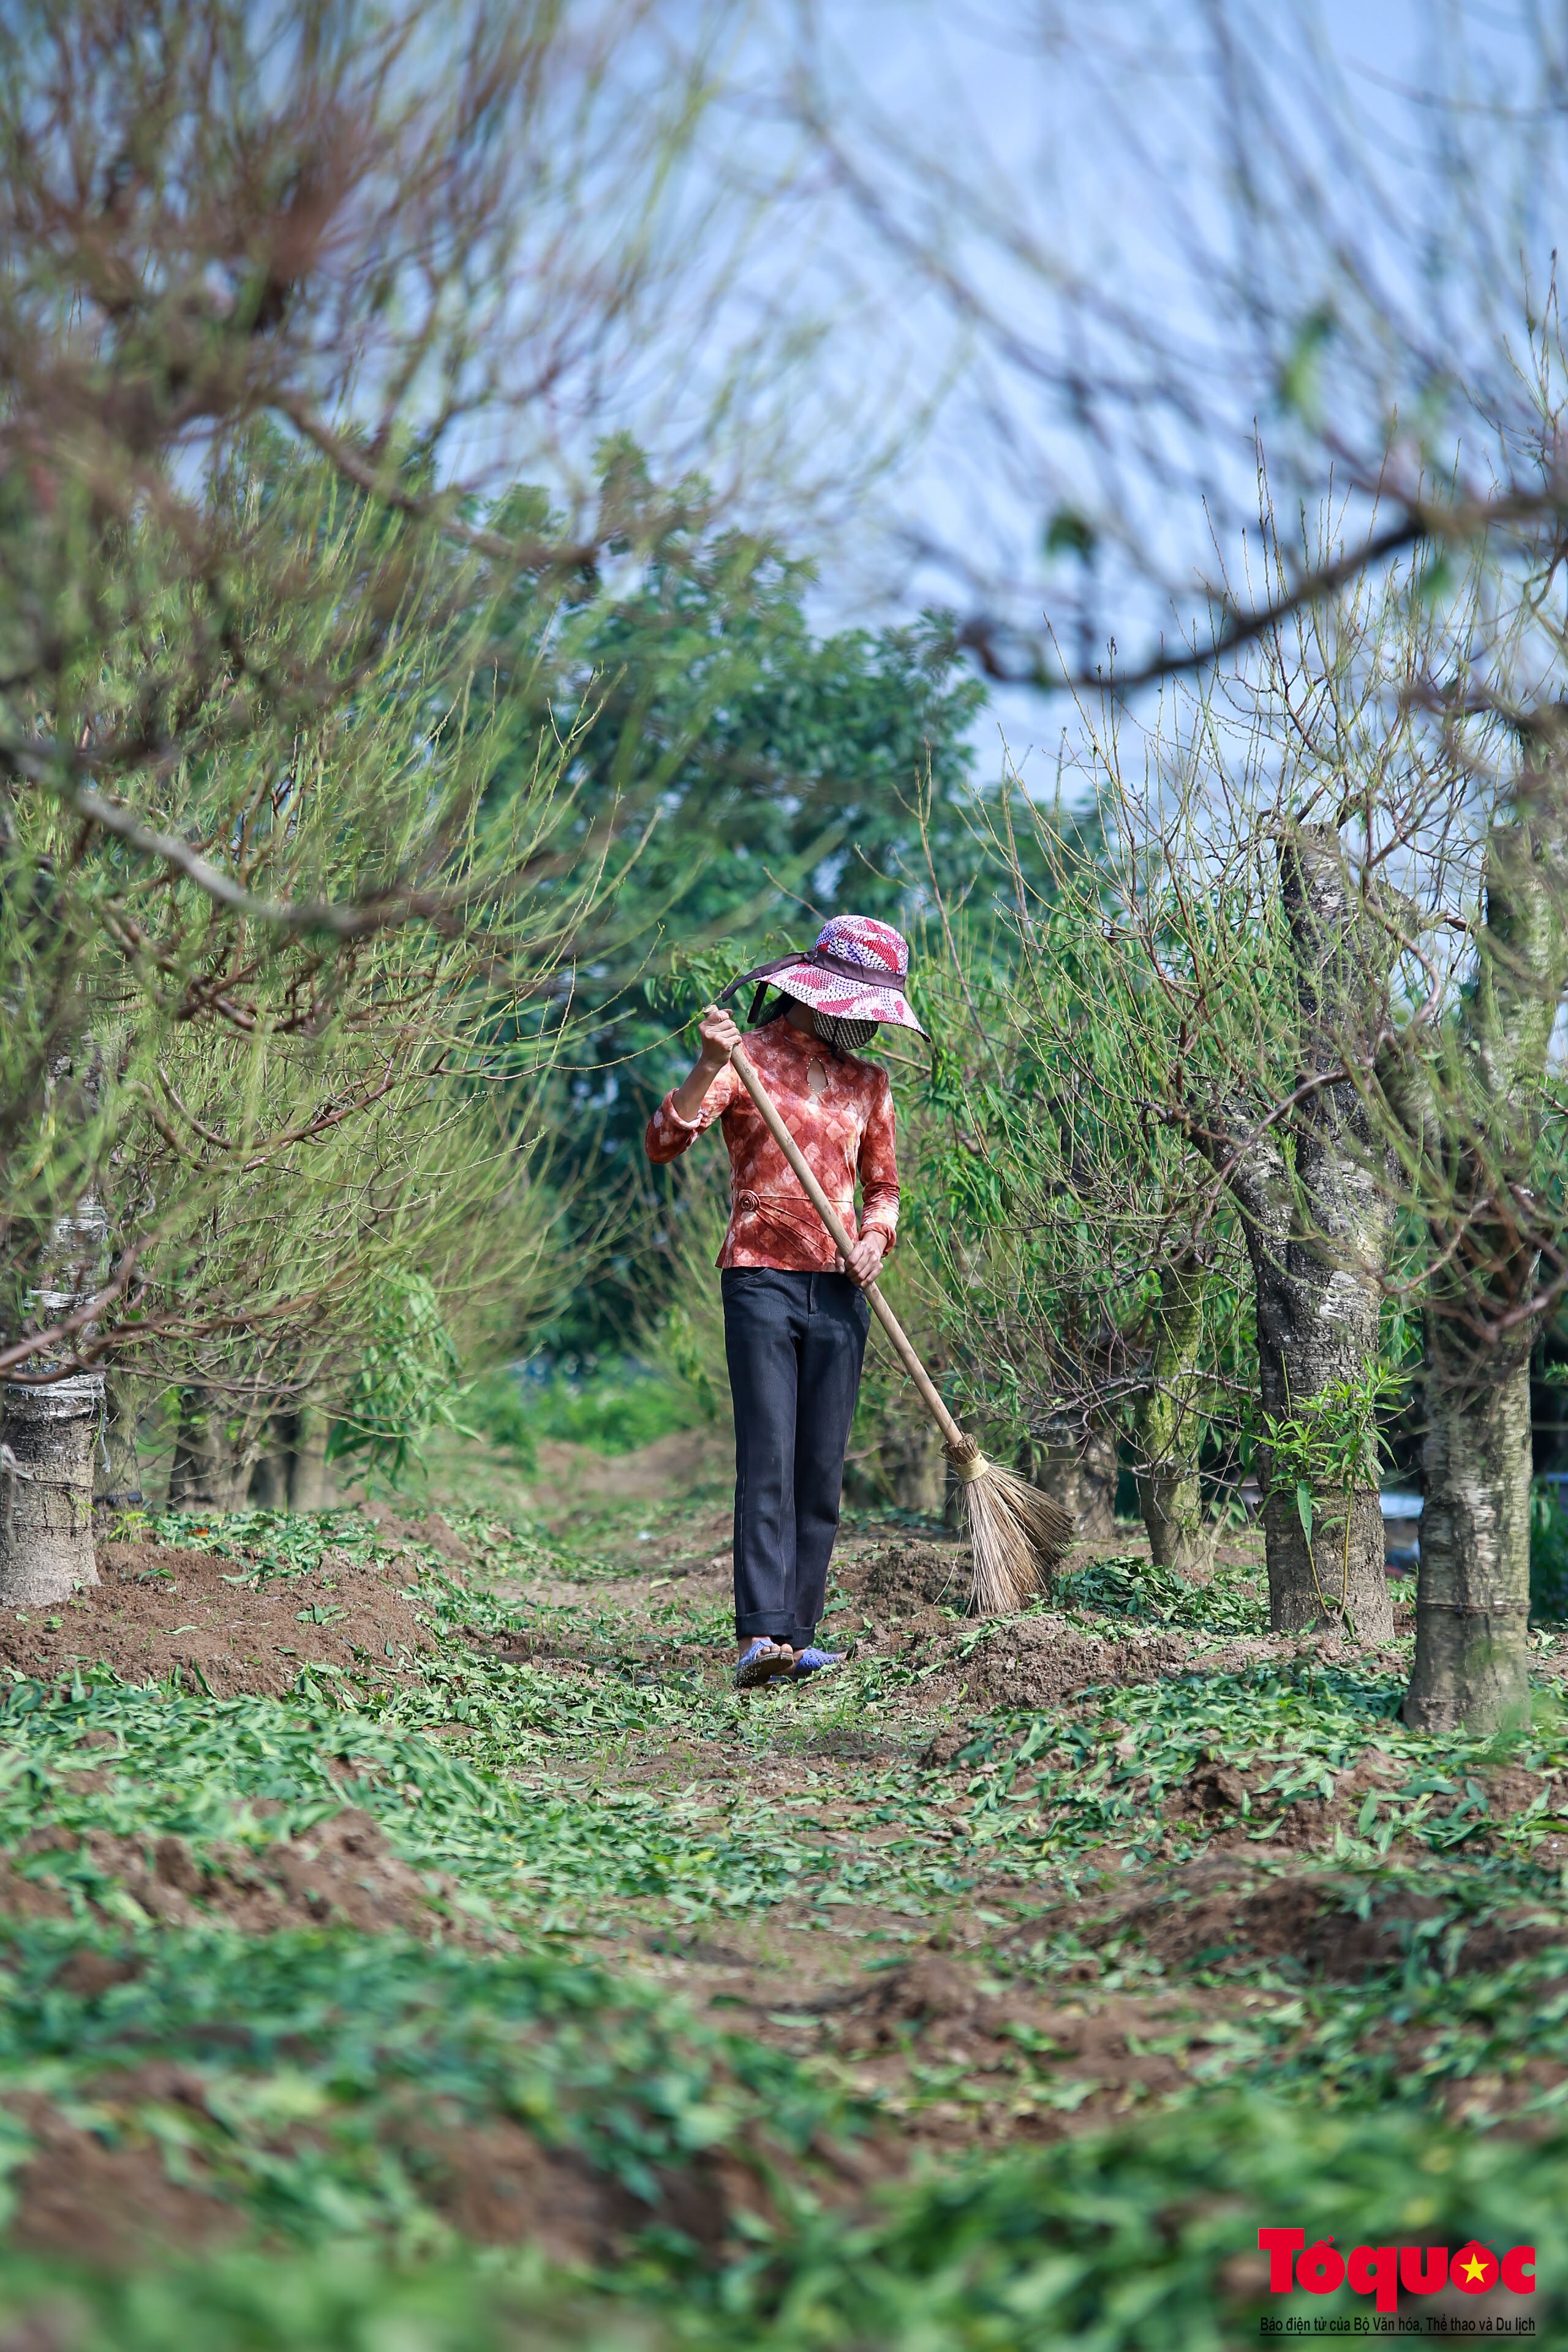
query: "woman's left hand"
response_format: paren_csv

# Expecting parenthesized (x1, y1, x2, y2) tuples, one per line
(838, 1231, 888, 1288)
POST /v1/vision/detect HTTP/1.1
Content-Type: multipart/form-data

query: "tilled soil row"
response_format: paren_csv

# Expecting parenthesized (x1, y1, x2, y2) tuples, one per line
(0, 1540, 431, 1698)
(0, 1806, 479, 1943)
(838, 1539, 1414, 1706)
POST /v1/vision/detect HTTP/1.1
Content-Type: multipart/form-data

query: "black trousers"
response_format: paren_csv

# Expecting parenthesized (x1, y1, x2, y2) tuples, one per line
(722, 1268, 870, 1647)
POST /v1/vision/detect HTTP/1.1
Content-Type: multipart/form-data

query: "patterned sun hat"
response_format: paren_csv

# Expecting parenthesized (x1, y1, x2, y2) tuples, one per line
(720, 914, 928, 1036)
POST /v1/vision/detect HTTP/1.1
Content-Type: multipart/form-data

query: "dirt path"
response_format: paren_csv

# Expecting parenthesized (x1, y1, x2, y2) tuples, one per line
(420, 1434, 1563, 2161)
(0, 1431, 1561, 2302)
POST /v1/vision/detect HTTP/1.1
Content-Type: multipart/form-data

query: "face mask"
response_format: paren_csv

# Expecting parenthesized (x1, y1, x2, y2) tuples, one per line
(813, 1011, 876, 1052)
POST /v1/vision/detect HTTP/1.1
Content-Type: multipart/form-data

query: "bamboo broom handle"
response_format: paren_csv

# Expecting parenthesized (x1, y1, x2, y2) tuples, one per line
(728, 1044, 970, 1456)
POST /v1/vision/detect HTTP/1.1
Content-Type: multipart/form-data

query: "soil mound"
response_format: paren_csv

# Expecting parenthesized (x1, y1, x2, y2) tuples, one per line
(957, 1615, 1191, 1708)
(1157, 1747, 1543, 1855)
(847, 1540, 972, 1616)
(766, 1947, 1232, 2149)
(918, 1726, 984, 1769)
(4, 2075, 726, 2266)
(385, 2114, 648, 2260)
(7, 1807, 477, 1941)
(1016, 1854, 1568, 1985)
(362, 1501, 470, 1562)
(843, 1553, 1208, 1701)
(859, 1951, 982, 2033)
(0, 1541, 430, 1698)
(6, 2087, 240, 2262)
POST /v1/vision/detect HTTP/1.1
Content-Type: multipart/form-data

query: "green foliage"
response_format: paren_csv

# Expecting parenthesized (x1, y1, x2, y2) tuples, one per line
(478, 524, 1020, 1352)
(0, 1920, 808, 2218)
(0, 2099, 1559, 2350)
(526, 1363, 704, 1455)
(710, 2098, 1564, 2349)
(328, 1273, 471, 1480)
(0, 2251, 628, 2352)
(0, 1912, 857, 2236)
(1263, 1365, 1403, 1547)
(1276, 302, 1337, 427)
(906, 826, 1263, 1479)
(466, 1360, 707, 1461)
(1044, 504, 1099, 561)
(0, 0, 782, 1406)
(1055, 1550, 1271, 1636)
(649, 936, 761, 1032)
(0, 429, 586, 1442)
(461, 1368, 540, 1468)
(657, 1298, 729, 1426)
(1531, 1480, 1568, 1622)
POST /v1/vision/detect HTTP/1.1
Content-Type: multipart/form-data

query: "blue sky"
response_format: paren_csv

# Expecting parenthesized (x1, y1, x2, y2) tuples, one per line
(743, 1, 1546, 789)
(440, 1, 1545, 803)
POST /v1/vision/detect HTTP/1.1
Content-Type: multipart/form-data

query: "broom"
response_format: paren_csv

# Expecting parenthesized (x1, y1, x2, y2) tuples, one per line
(728, 1041, 1075, 1615)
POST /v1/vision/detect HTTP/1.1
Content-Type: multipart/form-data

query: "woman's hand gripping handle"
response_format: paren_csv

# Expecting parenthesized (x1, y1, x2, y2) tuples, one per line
(669, 1003, 743, 1123)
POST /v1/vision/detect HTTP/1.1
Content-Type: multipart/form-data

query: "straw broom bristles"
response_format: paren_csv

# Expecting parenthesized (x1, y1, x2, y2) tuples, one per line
(727, 1041, 1077, 1615)
(946, 1435, 1077, 1615)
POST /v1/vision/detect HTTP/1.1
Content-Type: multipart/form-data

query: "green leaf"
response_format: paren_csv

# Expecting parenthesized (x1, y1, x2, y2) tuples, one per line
(1277, 303, 1335, 424)
(1044, 505, 1098, 562)
(1295, 1482, 1314, 1545)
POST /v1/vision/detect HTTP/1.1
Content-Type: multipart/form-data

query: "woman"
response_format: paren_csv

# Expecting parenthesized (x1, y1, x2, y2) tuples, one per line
(645, 914, 927, 1689)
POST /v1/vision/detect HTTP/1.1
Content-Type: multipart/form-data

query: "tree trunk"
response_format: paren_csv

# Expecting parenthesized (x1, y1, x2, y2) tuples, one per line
(247, 1412, 297, 1511)
(1255, 1483, 1388, 1630)
(0, 1376, 103, 1602)
(288, 1406, 330, 1509)
(1244, 1194, 1394, 1637)
(1225, 827, 1395, 1639)
(1026, 1414, 1118, 1540)
(247, 1428, 290, 1510)
(1134, 1252, 1208, 1572)
(246, 1405, 331, 1512)
(1403, 798, 1568, 1732)
(883, 1419, 946, 1514)
(1244, 1161, 1393, 1635)
(94, 1368, 143, 1509)
(2, 1190, 110, 1600)
(168, 1392, 265, 1510)
(1405, 1327, 1532, 1732)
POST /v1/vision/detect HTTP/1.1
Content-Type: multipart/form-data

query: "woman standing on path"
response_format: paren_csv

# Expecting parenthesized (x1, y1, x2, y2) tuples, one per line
(644, 916, 927, 1689)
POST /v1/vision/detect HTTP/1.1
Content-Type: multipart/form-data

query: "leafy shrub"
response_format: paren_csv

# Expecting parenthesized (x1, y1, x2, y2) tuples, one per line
(460, 1358, 709, 1460)
(522, 1364, 705, 1449)
(327, 1272, 470, 1480)
(462, 1368, 539, 1468)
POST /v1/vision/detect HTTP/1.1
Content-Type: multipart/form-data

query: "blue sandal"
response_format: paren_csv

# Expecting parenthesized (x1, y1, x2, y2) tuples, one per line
(735, 1638, 796, 1691)
(791, 1646, 844, 1679)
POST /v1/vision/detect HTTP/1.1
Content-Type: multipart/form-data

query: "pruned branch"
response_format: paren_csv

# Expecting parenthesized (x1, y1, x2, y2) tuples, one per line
(0, 1247, 143, 1379)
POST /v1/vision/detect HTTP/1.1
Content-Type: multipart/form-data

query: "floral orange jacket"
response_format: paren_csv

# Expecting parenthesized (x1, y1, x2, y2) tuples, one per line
(644, 1018, 900, 1272)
